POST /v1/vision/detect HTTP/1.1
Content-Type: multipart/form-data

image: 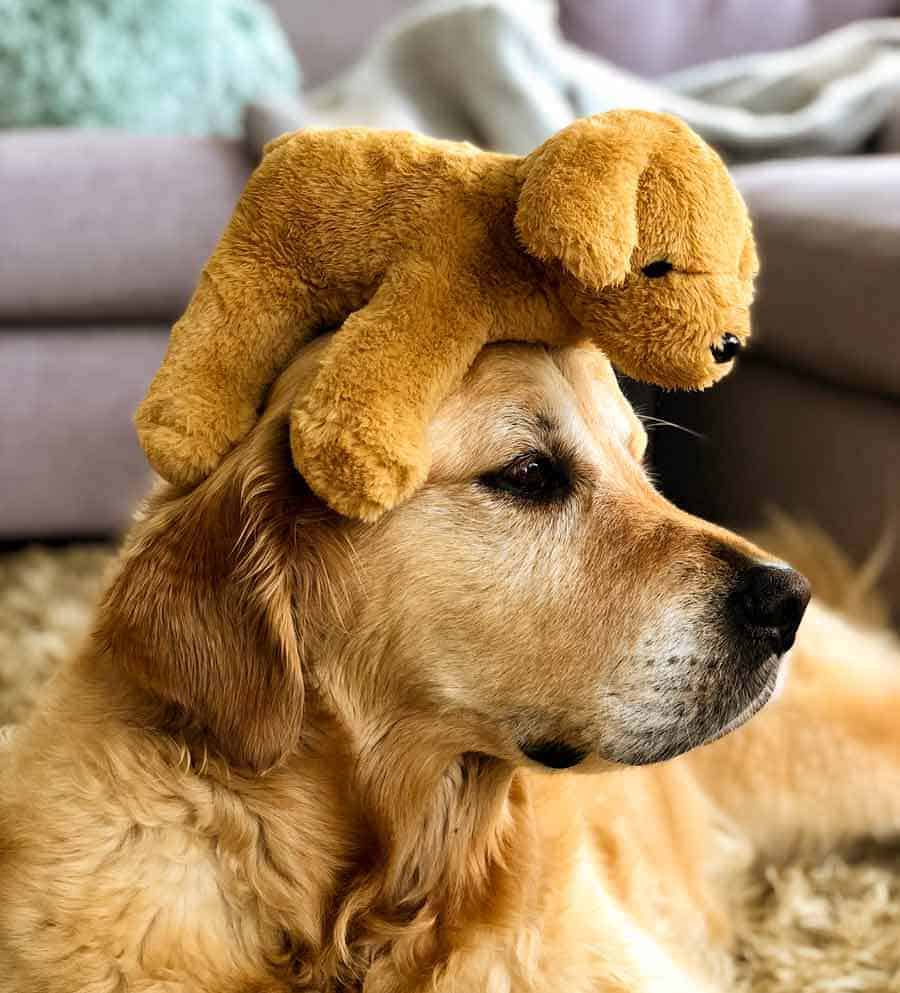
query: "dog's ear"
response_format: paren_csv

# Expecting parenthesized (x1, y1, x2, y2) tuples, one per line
(515, 111, 680, 291)
(94, 421, 339, 773)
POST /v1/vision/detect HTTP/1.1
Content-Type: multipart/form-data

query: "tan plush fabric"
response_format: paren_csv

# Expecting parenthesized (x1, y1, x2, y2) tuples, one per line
(136, 111, 756, 520)
(1, 540, 900, 992)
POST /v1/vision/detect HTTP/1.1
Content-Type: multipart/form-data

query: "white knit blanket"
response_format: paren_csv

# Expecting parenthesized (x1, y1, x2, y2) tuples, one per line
(246, 0, 900, 159)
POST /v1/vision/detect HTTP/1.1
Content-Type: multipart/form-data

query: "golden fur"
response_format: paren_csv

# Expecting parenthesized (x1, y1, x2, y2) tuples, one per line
(135, 111, 757, 519)
(5, 341, 896, 993)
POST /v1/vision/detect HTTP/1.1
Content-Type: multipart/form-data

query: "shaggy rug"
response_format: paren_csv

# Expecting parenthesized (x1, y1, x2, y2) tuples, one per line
(2, 536, 900, 992)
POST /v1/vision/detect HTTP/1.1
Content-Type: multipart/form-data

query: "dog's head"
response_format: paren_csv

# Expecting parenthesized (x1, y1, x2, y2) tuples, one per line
(100, 339, 806, 773)
(516, 110, 758, 390)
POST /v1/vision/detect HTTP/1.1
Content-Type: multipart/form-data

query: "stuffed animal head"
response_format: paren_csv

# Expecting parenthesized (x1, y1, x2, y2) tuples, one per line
(515, 110, 758, 390)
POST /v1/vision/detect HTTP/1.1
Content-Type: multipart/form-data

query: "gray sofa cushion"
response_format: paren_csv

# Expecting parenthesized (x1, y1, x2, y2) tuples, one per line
(559, 0, 900, 77)
(734, 155, 900, 399)
(0, 328, 167, 538)
(0, 130, 251, 323)
(268, 0, 415, 86)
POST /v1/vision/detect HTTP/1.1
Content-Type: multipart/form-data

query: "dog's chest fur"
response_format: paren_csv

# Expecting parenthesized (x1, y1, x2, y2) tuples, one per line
(0, 674, 734, 993)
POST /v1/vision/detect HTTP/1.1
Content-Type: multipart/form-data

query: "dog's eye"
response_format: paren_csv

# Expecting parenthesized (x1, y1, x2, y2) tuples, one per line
(641, 260, 673, 278)
(480, 453, 570, 503)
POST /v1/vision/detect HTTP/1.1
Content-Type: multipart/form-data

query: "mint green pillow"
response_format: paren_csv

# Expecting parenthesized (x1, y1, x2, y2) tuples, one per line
(0, 0, 301, 136)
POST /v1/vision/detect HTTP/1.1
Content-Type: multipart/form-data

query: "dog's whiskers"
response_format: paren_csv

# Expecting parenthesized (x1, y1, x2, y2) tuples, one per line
(637, 414, 705, 441)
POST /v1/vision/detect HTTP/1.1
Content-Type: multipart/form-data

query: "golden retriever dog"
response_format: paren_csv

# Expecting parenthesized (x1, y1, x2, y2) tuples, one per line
(1, 337, 898, 993)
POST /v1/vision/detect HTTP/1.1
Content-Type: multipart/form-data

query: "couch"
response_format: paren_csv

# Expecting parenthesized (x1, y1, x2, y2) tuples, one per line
(2, 0, 898, 611)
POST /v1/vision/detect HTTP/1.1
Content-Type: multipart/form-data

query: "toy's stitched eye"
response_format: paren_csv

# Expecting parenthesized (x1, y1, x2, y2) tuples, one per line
(711, 333, 742, 363)
(479, 453, 570, 504)
(642, 260, 673, 278)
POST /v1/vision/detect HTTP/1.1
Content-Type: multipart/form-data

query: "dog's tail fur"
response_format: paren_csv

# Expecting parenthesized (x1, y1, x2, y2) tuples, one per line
(750, 510, 894, 631)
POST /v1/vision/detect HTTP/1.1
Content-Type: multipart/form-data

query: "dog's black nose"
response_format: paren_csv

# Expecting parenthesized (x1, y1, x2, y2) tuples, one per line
(731, 564, 811, 654)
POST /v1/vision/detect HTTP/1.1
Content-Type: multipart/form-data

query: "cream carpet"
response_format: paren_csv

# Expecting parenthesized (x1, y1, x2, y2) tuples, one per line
(2, 538, 900, 992)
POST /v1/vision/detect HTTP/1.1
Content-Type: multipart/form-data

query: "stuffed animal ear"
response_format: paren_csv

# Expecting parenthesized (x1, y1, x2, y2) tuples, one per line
(515, 111, 676, 290)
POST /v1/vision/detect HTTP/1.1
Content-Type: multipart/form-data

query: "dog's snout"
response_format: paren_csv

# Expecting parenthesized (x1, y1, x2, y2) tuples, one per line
(730, 564, 811, 654)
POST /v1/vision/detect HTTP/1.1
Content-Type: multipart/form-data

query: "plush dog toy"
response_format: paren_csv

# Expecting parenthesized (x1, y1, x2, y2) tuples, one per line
(136, 110, 757, 520)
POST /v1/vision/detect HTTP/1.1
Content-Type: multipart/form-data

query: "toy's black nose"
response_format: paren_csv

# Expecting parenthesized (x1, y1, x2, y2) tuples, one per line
(730, 564, 811, 654)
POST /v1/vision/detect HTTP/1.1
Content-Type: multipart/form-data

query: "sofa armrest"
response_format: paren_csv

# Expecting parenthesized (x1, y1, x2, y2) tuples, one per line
(732, 156, 900, 400)
(0, 130, 252, 323)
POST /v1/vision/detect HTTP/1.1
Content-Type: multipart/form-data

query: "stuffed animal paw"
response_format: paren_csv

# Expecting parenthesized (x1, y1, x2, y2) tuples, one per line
(135, 382, 259, 489)
(290, 406, 429, 523)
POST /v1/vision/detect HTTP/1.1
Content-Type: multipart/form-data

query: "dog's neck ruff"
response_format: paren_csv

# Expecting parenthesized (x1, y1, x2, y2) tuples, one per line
(271, 707, 540, 989)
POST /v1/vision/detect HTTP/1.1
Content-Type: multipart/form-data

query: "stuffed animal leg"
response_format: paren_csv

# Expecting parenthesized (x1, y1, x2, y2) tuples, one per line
(292, 267, 494, 520)
(136, 128, 366, 489)
(135, 254, 320, 488)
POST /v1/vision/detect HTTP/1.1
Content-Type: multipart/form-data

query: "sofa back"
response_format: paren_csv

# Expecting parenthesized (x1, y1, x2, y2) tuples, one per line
(269, 0, 412, 86)
(270, 0, 900, 86)
(560, 0, 900, 78)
